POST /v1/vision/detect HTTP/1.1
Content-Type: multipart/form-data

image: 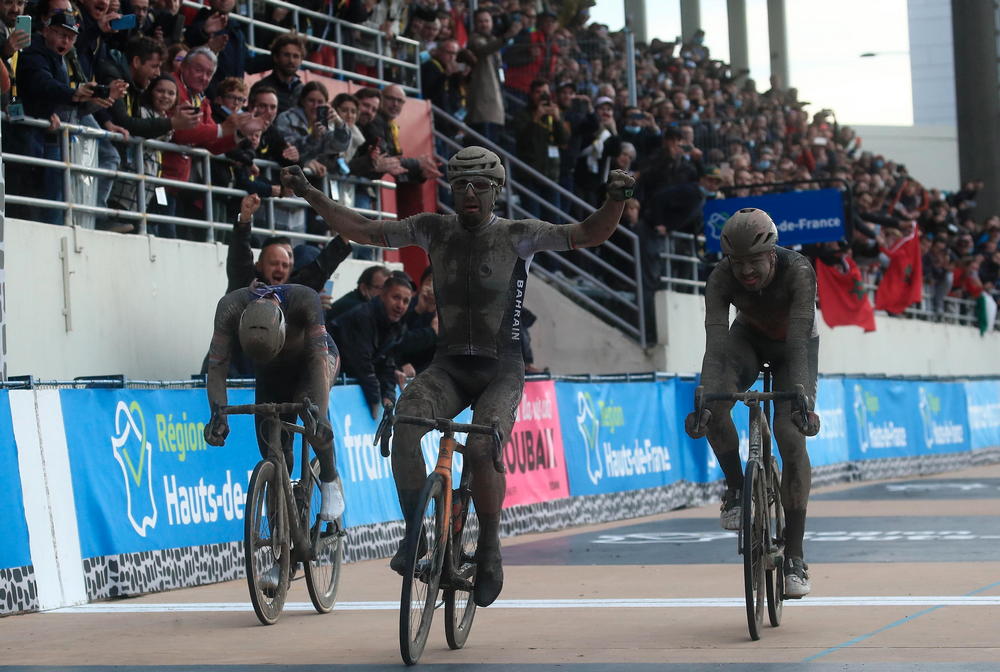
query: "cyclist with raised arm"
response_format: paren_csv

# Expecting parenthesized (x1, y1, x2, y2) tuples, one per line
(685, 208, 821, 598)
(204, 282, 345, 589)
(280, 147, 634, 607)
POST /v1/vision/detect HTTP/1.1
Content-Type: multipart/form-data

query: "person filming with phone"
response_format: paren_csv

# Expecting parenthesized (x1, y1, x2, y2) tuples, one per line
(274, 80, 350, 181)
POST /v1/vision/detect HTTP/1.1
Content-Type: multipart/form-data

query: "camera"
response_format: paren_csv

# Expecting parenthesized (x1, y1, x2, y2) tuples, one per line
(91, 84, 111, 98)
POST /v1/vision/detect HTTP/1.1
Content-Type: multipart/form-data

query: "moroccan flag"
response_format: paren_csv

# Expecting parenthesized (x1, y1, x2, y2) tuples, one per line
(815, 256, 876, 332)
(875, 231, 923, 314)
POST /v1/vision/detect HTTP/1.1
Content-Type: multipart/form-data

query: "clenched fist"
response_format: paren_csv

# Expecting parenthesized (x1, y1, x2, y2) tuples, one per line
(280, 165, 311, 198)
(606, 169, 636, 202)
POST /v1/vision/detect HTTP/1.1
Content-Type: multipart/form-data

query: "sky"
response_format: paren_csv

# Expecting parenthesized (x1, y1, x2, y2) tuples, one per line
(588, 0, 913, 126)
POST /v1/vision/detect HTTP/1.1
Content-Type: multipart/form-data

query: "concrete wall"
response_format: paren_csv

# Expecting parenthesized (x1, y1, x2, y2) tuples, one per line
(656, 290, 1000, 377)
(851, 124, 959, 192)
(6, 218, 387, 380)
(9, 216, 1000, 380)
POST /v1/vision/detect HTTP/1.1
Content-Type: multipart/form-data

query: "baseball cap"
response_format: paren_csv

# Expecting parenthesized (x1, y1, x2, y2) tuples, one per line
(594, 96, 614, 108)
(703, 165, 723, 180)
(48, 11, 81, 34)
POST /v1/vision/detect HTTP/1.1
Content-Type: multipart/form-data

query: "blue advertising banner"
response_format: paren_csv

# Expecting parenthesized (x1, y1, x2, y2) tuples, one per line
(703, 189, 846, 252)
(844, 378, 923, 460)
(557, 381, 679, 497)
(0, 392, 32, 570)
(674, 377, 716, 483)
(62, 389, 258, 559)
(964, 380, 1000, 451)
(808, 378, 850, 467)
(914, 381, 970, 455)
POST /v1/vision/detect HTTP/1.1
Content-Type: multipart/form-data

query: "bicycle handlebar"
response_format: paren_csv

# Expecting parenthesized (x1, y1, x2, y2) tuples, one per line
(218, 399, 321, 437)
(373, 402, 506, 473)
(694, 384, 808, 417)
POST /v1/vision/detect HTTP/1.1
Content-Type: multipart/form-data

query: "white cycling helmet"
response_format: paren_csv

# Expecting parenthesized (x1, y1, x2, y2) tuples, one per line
(720, 208, 778, 256)
(239, 299, 286, 362)
(447, 146, 506, 187)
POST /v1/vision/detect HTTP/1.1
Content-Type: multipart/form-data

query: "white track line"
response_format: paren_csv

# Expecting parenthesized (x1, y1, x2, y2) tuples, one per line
(48, 596, 1000, 613)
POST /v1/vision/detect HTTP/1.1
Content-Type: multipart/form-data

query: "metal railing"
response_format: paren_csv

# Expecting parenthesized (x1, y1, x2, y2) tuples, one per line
(657, 231, 997, 331)
(184, 0, 422, 95)
(429, 104, 647, 346)
(2, 114, 396, 247)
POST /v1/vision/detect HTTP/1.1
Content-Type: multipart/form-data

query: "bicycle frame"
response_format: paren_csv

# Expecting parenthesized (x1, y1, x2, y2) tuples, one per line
(222, 401, 320, 564)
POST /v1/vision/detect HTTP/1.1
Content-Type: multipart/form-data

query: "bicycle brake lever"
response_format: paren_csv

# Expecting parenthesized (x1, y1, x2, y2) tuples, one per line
(490, 417, 505, 473)
(375, 400, 394, 457)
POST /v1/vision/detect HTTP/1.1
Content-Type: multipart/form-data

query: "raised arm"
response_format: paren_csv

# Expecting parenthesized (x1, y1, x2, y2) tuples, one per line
(281, 165, 391, 246)
(567, 169, 636, 248)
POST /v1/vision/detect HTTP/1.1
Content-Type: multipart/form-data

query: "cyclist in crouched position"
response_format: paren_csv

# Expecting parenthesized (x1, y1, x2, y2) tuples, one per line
(204, 283, 345, 589)
(685, 208, 821, 598)
(280, 147, 635, 608)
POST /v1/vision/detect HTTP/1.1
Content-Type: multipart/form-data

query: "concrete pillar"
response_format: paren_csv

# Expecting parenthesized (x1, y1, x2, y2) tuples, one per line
(951, 0, 1000, 219)
(766, 0, 789, 90)
(624, 0, 647, 44)
(727, 0, 749, 80)
(679, 0, 701, 43)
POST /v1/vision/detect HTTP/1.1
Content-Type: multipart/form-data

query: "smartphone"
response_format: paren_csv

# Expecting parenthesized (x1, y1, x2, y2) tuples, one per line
(109, 13, 137, 30)
(91, 83, 111, 98)
(316, 105, 329, 123)
(184, 105, 200, 113)
(14, 14, 30, 36)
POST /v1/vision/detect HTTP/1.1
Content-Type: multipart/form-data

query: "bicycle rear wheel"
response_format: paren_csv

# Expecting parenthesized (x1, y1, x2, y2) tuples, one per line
(304, 458, 344, 614)
(742, 458, 766, 641)
(244, 459, 290, 625)
(400, 473, 447, 665)
(444, 476, 478, 650)
(765, 456, 785, 627)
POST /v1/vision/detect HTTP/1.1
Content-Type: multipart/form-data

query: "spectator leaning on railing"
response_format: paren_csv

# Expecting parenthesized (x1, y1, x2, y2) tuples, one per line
(162, 45, 263, 237)
(14, 10, 125, 225)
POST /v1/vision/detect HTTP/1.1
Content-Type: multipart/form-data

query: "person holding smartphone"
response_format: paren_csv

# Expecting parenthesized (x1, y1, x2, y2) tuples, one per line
(274, 80, 351, 181)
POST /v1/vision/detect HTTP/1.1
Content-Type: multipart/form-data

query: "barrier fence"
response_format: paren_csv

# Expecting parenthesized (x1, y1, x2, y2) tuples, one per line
(3, 374, 999, 615)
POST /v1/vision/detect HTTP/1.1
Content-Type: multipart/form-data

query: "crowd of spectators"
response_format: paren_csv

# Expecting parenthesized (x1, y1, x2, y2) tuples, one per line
(1, 0, 997, 331)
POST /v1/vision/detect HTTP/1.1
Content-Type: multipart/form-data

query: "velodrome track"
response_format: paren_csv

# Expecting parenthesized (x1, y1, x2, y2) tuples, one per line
(3, 464, 999, 671)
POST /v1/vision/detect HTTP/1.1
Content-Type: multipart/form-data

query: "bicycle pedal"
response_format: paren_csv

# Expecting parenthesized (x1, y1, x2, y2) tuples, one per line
(441, 575, 475, 592)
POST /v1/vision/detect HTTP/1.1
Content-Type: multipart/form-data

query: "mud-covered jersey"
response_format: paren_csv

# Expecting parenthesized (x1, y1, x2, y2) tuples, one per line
(383, 213, 573, 359)
(208, 284, 331, 393)
(701, 246, 818, 403)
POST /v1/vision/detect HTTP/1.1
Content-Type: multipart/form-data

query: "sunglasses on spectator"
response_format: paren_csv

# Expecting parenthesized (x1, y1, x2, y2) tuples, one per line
(451, 178, 496, 193)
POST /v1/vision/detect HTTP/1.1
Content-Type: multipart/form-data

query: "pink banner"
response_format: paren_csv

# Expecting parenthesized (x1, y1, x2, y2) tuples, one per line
(503, 380, 569, 507)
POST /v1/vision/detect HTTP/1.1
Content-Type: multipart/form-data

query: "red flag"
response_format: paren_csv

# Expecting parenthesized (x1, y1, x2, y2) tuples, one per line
(875, 231, 923, 314)
(815, 255, 876, 332)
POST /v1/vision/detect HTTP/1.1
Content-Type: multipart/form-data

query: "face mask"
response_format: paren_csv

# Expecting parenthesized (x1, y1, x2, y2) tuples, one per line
(694, 35, 704, 45)
(873, 159, 884, 169)
(733, 99, 743, 109)
(757, 160, 771, 170)
(624, 125, 641, 134)
(690, 112, 700, 123)
(681, 99, 691, 110)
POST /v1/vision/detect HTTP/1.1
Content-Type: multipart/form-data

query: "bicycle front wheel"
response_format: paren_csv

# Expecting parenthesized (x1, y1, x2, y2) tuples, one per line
(244, 459, 290, 625)
(444, 476, 478, 650)
(765, 456, 785, 627)
(742, 458, 766, 641)
(400, 472, 448, 665)
(304, 458, 344, 614)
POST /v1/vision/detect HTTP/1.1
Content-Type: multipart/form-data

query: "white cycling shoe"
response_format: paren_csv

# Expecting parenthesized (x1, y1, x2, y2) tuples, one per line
(784, 557, 811, 598)
(319, 478, 345, 521)
(720, 488, 742, 531)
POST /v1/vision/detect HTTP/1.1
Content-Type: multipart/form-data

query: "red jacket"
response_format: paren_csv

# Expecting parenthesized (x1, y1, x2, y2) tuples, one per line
(161, 77, 238, 185)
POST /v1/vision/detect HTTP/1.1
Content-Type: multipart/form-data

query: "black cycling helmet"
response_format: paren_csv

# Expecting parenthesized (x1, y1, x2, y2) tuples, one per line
(720, 208, 778, 256)
(447, 146, 506, 187)
(238, 299, 286, 362)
